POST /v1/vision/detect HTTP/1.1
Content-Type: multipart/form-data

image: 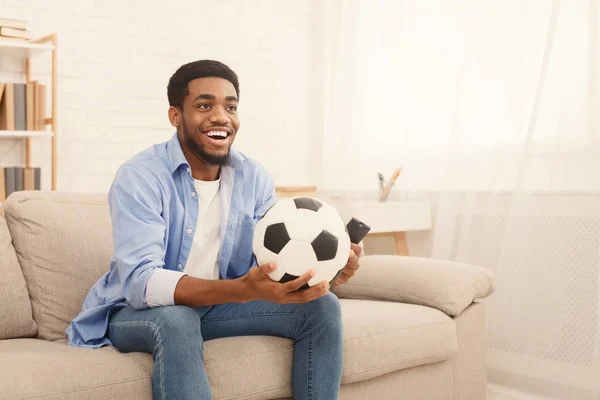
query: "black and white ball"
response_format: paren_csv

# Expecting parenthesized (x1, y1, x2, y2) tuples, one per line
(252, 197, 351, 289)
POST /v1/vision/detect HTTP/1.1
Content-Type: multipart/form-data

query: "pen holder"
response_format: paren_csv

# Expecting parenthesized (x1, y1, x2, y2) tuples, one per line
(378, 180, 396, 202)
(377, 168, 401, 202)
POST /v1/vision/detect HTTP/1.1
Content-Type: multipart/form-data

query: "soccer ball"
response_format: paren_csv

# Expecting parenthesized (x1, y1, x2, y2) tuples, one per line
(252, 197, 351, 289)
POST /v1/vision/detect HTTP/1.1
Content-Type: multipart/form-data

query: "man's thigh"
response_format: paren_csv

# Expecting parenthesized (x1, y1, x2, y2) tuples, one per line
(198, 292, 340, 341)
(108, 304, 206, 352)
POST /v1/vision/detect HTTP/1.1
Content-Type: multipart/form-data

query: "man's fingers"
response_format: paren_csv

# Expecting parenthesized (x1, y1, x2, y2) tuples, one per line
(345, 257, 360, 270)
(351, 243, 363, 256)
(259, 262, 276, 276)
(342, 268, 356, 278)
(347, 249, 359, 264)
(336, 274, 350, 285)
(283, 269, 315, 292)
(288, 281, 329, 303)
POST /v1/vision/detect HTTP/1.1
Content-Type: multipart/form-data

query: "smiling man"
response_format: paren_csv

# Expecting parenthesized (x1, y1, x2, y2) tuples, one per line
(66, 60, 362, 400)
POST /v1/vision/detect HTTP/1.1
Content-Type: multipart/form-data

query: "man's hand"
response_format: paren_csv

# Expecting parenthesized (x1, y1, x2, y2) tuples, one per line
(241, 262, 330, 304)
(333, 243, 363, 286)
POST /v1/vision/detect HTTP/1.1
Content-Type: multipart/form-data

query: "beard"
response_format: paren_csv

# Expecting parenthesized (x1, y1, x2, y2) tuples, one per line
(181, 118, 230, 166)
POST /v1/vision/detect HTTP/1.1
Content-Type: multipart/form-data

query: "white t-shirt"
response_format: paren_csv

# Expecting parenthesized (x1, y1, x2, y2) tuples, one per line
(183, 178, 221, 280)
(145, 178, 222, 307)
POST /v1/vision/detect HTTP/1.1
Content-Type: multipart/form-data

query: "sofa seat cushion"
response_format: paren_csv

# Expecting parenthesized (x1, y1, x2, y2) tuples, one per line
(0, 299, 456, 400)
(0, 338, 151, 400)
(338, 299, 457, 383)
(128, 300, 457, 397)
(127, 299, 457, 393)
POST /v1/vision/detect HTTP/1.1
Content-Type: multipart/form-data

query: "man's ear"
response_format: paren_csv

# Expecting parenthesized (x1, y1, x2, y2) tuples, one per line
(168, 106, 181, 127)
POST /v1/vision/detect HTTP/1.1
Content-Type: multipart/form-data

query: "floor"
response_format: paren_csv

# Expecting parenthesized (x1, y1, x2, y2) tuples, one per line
(487, 384, 556, 400)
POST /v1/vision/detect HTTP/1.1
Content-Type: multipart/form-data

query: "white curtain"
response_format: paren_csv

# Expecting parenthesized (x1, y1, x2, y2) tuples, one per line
(322, 0, 600, 395)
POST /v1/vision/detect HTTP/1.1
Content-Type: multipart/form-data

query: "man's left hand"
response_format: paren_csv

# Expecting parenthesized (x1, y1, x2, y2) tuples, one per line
(333, 243, 363, 286)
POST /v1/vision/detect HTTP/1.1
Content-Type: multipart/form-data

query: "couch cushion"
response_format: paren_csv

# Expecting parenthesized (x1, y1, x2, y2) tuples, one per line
(4, 192, 113, 341)
(0, 299, 456, 400)
(338, 299, 456, 383)
(194, 300, 455, 397)
(0, 338, 151, 400)
(334, 255, 495, 317)
(0, 217, 37, 339)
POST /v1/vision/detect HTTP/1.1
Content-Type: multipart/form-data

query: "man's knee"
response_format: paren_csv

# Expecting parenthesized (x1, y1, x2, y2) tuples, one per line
(309, 293, 343, 329)
(151, 305, 203, 341)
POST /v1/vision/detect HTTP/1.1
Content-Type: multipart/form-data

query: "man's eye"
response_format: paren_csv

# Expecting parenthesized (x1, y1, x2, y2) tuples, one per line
(227, 106, 237, 112)
(197, 103, 211, 110)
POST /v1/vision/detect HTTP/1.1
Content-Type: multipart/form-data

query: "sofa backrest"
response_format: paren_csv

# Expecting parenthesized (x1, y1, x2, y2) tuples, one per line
(0, 216, 37, 339)
(2, 190, 362, 342)
(4, 191, 113, 341)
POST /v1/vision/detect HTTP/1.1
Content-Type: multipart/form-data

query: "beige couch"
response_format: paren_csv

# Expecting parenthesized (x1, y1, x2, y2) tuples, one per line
(0, 191, 495, 400)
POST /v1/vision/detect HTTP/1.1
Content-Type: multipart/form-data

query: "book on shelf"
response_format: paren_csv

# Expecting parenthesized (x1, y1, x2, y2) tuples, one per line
(0, 18, 27, 31)
(0, 19, 30, 42)
(35, 82, 46, 130)
(0, 36, 28, 44)
(0, 26, 31, 40)
(13, 83, 25, 130)
(23, 167, 40, 190)
(0, 166, 42, 206)
(0, 82, 15, 129)
(26, 82, 34, 130)
(0, 81, 47, 131)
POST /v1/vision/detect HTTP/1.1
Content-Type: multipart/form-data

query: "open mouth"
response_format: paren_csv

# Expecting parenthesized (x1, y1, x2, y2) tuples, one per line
(204, 130, 230, 141)
(203, 130, 232, 147)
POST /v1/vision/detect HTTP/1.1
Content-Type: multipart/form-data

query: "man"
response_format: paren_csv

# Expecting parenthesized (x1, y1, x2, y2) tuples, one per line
(66, 60, 362, 400)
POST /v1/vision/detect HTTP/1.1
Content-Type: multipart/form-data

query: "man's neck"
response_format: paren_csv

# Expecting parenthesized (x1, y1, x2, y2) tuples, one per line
(191, 163, 220, 181)
(181, 149, 221, 181)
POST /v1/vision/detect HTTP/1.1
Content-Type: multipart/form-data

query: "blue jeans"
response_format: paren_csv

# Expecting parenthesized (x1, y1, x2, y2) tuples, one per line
(107, 292, 343, 400)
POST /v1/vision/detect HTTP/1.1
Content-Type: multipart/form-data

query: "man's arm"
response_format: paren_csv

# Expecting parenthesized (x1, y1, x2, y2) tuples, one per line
(174, 276, 248, 306)
(175, 262, 329, 306)
(109, 165, 171, 310)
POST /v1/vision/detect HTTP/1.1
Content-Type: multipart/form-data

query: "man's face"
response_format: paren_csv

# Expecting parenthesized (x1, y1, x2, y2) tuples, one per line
(177, 77, 239, 165)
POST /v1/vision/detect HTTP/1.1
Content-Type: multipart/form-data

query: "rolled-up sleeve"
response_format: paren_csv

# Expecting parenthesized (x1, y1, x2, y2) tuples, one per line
(146, 268, 187, 307)
(108, 165, 168, 310)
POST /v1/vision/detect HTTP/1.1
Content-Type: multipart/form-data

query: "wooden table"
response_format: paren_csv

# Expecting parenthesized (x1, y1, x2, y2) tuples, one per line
(351, 200, 432, 255)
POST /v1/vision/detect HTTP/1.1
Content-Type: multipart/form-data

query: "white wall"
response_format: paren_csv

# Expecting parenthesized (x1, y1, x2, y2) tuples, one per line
(0, 0, 322, 192)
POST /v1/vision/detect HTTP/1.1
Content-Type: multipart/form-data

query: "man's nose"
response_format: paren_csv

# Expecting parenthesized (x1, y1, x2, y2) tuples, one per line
(209, 106, 230, 124)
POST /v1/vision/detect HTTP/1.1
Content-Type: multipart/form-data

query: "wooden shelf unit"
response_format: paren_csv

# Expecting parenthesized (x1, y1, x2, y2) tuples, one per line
(0, 130, 53, 138)
(0, 34, 57, 190)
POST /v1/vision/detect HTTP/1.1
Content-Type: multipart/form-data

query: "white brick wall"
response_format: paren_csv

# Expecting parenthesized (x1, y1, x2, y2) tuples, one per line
(0, 0, 322, 192)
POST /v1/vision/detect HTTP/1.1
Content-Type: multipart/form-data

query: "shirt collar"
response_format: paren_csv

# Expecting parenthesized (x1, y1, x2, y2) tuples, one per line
(166, 132, 246, 175)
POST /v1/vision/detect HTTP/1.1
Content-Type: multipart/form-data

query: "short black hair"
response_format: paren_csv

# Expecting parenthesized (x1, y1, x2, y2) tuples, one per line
(167, 60, 240, 109)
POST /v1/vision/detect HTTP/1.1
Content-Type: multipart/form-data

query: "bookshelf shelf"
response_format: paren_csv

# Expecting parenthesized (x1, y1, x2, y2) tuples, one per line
(0, 33, 57, 191)
(0, 130, 53, 138)
(0, 40, 54, 58)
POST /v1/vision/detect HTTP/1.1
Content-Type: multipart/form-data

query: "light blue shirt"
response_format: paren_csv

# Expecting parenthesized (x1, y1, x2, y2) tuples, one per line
(66, 133, 276, 348)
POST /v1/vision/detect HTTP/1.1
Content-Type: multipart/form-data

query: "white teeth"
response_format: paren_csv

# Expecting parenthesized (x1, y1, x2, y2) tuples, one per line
(206, 131, 227, 138)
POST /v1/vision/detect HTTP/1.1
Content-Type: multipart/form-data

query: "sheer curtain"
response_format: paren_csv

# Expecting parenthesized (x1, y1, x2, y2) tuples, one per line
(321, 0, 600, 396)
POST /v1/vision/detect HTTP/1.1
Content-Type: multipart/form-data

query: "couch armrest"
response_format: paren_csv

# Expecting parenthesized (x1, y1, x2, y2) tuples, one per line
(331, 255, 495, 317)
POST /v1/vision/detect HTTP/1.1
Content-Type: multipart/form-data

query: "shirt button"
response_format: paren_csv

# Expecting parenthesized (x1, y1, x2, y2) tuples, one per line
(187, 168, 190, 173)
(178, 264, 183, 270)
(191, 192, 197, 198)
(187, 228, 193, 234)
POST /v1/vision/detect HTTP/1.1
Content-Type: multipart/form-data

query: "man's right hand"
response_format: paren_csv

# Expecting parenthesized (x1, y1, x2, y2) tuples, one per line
(240, 262, 330, 304)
